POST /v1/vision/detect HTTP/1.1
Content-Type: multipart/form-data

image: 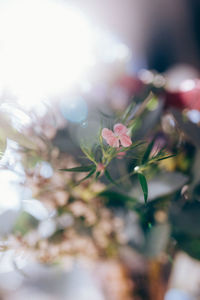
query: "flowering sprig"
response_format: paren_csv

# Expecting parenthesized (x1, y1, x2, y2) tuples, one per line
(60, 93, 175, 203)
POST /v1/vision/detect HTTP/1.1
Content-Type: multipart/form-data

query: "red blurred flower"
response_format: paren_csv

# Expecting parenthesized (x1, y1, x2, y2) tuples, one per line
(165, 79, 200, 111)
(114, 75, 144, 97)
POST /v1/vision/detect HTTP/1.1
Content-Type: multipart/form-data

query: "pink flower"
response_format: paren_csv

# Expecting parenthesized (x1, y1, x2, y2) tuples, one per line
(102, 123, 132, 148)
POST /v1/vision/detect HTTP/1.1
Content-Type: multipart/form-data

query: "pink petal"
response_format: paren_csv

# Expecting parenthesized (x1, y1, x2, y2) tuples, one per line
(108, 136, 120, 147)
(114, 123, 128, 135)
(102, 128, 119, 147)
(120, 134, 132, 147)
(102, 128, 114, 139)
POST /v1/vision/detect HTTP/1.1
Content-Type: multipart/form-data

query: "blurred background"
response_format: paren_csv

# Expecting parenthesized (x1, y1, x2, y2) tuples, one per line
(0, 0, 200, 299)
(74, 0, 200, 71)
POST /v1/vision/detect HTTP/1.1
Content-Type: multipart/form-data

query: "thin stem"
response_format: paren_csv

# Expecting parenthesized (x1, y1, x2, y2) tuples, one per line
(128, 92, 154, 127)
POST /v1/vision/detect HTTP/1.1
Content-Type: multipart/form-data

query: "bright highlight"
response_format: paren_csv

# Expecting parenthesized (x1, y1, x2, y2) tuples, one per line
(0, 0, 95, 108)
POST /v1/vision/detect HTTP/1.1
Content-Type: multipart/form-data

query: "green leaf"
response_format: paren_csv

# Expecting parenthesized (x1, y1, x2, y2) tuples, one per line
(104, 169, 117, 185)
(99, 190, 137, 208)
(60, 165, 95, 172)
(173, 233, 200, 260)
(76, 168, 96, 185)
(154, 154, 176, 161)
(142, 138, 156, 164)
(171, 202, 200, 260)
(95, 171, 101, 179)
(138, 173, 148, 204)
(80, 145, 96, 164)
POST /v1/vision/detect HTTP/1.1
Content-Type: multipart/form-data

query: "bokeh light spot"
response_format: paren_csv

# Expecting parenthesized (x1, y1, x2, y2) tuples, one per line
(60, 96, 88, 123)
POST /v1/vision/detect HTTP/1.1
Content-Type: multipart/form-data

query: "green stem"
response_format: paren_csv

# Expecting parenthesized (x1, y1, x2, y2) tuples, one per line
(128, 92, 154, 127)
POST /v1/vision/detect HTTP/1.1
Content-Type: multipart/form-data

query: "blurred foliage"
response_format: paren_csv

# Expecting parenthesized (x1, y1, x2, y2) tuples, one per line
(0, 70, 199, 300)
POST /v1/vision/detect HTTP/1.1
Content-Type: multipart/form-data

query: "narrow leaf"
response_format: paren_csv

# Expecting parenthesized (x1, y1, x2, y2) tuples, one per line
(81, 145, 96, 164)
(104, 169, 117, 185)
(155, 154, 176, 161)
(76, 168, 96, 185)
(138, 173, 148, 204)
(95, 171, 101, 179)
(142, 138, 156, 164)
(60, 165, 95, 172)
